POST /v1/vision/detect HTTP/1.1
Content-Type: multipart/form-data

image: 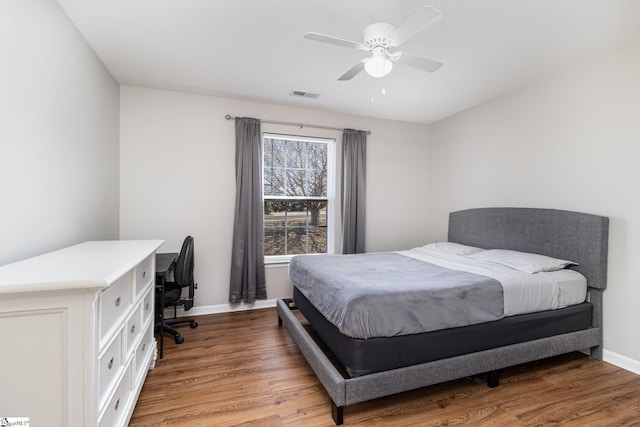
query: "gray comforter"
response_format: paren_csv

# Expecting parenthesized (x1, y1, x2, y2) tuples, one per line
(289, 252, 504, 339)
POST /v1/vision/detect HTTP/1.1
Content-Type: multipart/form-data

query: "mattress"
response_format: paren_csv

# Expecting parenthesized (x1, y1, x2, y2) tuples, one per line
(289, 246, 587, 340)
(293, 286, 593, 377)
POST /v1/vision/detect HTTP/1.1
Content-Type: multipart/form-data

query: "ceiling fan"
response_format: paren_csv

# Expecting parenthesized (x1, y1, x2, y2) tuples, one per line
(304, 6, 443, 81)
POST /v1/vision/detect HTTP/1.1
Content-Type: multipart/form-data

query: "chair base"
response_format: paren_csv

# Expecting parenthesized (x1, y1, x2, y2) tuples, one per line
(163, 317, 198, 344)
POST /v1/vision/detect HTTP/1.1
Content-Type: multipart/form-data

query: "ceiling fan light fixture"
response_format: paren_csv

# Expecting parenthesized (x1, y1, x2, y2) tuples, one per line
(364, 52, 393, 78)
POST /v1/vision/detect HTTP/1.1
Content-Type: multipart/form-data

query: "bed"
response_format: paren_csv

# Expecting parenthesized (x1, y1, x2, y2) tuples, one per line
(277, 207, 609, 425)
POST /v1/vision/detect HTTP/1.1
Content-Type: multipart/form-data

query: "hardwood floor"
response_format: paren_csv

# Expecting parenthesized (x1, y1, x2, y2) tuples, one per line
(130, 308, 640, 426)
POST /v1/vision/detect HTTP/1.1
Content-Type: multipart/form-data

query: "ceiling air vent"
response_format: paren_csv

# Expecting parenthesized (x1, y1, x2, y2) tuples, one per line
(290, 90, 320, 100)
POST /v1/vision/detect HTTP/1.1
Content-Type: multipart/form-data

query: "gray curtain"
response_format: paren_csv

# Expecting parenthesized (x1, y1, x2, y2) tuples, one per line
(341, 129, 367, 254)
(229, 117, 267, 303)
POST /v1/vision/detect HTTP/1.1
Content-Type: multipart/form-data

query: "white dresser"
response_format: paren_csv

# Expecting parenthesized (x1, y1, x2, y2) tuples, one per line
(0, 240, 164, 427)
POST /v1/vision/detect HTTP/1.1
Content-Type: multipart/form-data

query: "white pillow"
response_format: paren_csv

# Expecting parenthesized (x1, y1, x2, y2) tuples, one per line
(422, 242, 485, 256)
(468, 249, 577, 274)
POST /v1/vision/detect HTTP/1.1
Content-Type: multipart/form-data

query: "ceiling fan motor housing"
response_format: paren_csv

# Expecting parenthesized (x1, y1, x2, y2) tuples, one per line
(362, 23, 395, 50)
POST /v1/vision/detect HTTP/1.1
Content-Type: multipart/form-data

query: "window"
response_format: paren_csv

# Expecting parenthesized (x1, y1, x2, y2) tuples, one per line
(263, 133, 334, 260)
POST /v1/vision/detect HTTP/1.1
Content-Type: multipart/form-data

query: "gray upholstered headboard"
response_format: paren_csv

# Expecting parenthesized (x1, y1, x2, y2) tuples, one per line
(448, 208, 609, 290)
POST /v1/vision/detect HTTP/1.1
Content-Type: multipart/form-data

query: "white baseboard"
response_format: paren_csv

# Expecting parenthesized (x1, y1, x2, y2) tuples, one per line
(165, 298, 278, 318)
(603, 349, 640, 376)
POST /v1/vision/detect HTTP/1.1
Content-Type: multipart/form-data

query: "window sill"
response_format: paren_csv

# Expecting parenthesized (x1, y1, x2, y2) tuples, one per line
(264, 256, 293, 266)
(265, 253, 330, 267)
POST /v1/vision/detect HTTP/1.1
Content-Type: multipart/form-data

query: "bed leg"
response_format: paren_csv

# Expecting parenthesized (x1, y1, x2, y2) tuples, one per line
(487, 371, 499, 388)
(331, 401, 344, 425)
(590, 345, 603, 361)
(278, 315, 282, 327)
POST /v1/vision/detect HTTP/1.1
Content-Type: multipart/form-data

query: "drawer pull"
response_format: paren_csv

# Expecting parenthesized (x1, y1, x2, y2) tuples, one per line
(115, 296, 121, 307)
(131, 324, 136, 334)
(142, 343, 146, 352)
(142, 271, 146, 279)
(108, 357, 114, 369)
(145, 302, 149, 310)
(115, 398, 120, 411)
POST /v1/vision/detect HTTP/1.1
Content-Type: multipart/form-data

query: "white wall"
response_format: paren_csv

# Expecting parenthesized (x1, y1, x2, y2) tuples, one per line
(0, 0, 120, 265)
(120, 85, 430, 311)
(427, 44, 640, 365)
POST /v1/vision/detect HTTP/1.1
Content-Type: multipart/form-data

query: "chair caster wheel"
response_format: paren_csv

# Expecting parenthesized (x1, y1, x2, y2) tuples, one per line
(175, 335, 184, 344)
(190, 321, 198, 329)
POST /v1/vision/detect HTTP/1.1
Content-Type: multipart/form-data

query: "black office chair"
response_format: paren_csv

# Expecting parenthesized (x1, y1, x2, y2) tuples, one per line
(163, 235, 198, 344)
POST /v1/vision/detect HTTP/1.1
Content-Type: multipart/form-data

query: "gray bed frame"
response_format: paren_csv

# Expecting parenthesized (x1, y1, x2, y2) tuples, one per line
(277, 207, 609, 425)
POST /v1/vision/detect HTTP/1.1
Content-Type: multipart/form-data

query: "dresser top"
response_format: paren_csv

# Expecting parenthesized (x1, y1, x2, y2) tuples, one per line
(0, 240, 164, 294)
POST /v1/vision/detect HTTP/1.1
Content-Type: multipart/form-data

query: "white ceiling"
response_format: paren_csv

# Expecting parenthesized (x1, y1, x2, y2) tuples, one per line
(57, 0, 640, 125)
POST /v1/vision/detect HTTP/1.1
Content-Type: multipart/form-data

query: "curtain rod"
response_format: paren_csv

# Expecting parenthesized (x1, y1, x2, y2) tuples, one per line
(224, 114, 370, 135)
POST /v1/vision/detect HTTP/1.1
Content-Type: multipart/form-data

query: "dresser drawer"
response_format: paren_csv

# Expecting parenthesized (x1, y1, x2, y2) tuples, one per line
(141, 286, 154, 326)
(134, 324, 155, 384)
(135, 254, 154, 297)
(99, 365, 132, 427)
(99, 273, 133, 343)
(98, 329, 124, 409)
(125, 304, 143, 357)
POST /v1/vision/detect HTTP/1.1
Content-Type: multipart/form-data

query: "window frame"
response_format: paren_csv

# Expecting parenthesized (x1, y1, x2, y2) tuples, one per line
(262, 132, 336, 264)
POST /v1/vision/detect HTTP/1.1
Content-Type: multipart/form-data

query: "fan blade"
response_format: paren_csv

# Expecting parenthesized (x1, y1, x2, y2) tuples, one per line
(396, 52, 442, 73)
(389, 6, 442, 46)
(338, 61, 365, 81)
(304, 32, 362, 49)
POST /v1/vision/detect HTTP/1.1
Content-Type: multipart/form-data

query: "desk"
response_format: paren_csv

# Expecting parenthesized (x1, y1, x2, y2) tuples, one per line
(155, 252, 178, 359)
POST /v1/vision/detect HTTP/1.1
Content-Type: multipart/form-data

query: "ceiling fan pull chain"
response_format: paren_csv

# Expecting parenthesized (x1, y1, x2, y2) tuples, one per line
(371, 77, 375, 103)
